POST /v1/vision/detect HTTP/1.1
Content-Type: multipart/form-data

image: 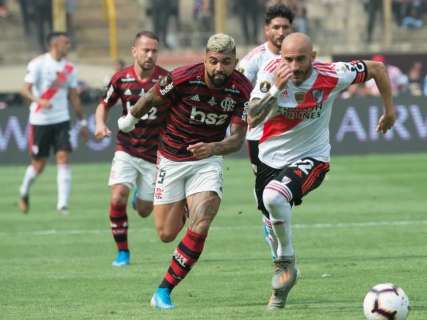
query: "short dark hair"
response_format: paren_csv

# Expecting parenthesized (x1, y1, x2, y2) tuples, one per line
(265, 4, 294, 25)
(46, 31, 69, 46)
(134, 31, 159, 45)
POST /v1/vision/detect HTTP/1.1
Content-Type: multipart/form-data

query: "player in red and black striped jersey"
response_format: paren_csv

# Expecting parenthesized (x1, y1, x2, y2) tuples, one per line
(119, 33, 252, 309)
(95, 31, 169, 267)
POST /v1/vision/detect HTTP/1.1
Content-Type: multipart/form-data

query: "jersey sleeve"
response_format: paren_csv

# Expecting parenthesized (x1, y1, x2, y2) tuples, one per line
(24, 59, 39, 84)
(333, 60, 368, 91)
(250, 67, 275, 101)
(237, 55, 259, 85)
(101, 75, 120, 108)
(153, 71, 178, 103)
(68, 66, 78, 89)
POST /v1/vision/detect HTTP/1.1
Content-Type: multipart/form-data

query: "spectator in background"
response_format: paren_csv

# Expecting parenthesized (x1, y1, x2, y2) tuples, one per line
(193, 0, 213, 46)
(341, 83, 368, 99)
(365, 0, 382, 43)
(149, 0, 174, 48)
(365, 54, 408, 96)
(0, 0, 9, 18)
(233, 0, 262, 45)
(294, 2, 308, 33)
(401, 4, 423, 28)
(33, 0, 53, 52)
(65, 0, 77, 43)
(18, 0, 32, 37)
(407, 61, 425, 96)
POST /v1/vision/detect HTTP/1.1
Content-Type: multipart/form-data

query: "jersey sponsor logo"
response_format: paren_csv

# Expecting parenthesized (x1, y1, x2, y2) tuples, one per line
(159, 75, 174, 95)
(120, 77, 136, 82)
(259, 81, 271, 93)
(189, 79, 205, 86)
(224, 85, 240, 94)
(278, 104, 324, 120)
(190, 107, 229, 125)
(220, 97, 236, 112)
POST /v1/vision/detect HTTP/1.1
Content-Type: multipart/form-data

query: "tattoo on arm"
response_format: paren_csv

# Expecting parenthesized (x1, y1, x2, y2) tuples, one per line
(248, 94, 276, 127)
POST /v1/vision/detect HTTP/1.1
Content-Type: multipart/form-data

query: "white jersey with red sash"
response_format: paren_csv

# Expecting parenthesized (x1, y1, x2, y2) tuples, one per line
(25, 53, 78, 125)
(251, 59, 368, 169)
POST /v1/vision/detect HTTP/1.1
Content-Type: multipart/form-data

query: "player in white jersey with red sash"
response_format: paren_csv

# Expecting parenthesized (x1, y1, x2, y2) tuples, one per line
(237, 3, 294, 261)
(19, 32, 88, 215)
(248, 33, 396, 310)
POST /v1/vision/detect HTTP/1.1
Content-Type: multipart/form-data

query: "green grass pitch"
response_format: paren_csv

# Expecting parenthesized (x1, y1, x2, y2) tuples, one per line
(0, 154, 426, 319)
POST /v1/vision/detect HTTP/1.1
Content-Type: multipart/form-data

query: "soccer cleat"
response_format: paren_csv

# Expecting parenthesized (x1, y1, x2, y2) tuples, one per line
(19, 195, 29, 213)
(112, 250, 130, 267)
(57, 206, 69, 216)
(150, 287, 176, 309)
(268, 256, 298, 310)
(131, 188, 139, 211)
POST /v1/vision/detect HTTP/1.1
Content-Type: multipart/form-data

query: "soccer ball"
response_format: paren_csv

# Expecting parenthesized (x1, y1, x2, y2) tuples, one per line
(363, 283, 410, 320)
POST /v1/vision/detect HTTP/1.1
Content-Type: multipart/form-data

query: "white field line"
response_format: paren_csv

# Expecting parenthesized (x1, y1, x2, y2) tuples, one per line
(1, 220, 427, 237)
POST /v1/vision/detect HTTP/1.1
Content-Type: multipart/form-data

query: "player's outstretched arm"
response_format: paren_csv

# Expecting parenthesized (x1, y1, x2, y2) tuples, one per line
(187, 123, 246, 159)
(94, 103, 111, 139)
(118, 86, 166, 132)
(69, 88, 89, 142)
(364, 60, 396, 134)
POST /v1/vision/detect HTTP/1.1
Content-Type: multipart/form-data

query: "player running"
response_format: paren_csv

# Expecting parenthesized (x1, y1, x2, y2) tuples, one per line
(248, 33, 395, 310)
(19, 32, 88, 215)
(118, 33, 252, 309)
(237, 3, 294, 261)
(95, 31, 169, 267)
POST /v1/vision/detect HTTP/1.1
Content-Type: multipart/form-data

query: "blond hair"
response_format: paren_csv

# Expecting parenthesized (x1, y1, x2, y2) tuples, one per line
(206, 33, 236, 54)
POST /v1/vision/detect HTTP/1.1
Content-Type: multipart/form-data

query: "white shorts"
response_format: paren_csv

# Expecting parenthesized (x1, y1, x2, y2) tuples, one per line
(108, 151, 157, 201)
(153, 155, 224, 205)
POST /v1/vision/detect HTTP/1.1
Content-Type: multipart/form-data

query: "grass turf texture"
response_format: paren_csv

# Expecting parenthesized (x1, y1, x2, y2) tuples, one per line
(0, 154, 426, 319)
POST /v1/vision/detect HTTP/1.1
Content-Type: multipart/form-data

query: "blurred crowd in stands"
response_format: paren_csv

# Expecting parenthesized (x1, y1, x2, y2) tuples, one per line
(365, 0, 427, 43)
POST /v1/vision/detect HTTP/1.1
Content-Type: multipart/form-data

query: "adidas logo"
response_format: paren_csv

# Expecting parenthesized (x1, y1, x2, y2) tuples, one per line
(124, 88, 132, 96)
(190, 94, 200, 102)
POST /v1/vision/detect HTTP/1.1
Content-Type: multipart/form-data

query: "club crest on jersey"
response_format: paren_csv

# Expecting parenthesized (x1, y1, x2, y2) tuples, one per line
(295, 92, 305, 104)
(312, 89, 323, 104)
(220, 97, 236, 112)
(259, 81, 271, 93)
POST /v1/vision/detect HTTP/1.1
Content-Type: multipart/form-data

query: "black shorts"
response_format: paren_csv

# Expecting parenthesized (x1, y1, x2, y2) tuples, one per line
(247, 140, 260, 173)
(28, 121, 72, 158)
(255, 157, 330, 217)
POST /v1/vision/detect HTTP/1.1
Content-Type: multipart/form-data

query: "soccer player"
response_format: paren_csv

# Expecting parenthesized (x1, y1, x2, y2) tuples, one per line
(247, 33, 396, 310)
(118, 33, 252, 309)
(19, 32, 88, 215)
(237, 3, 294, 260)
(95, 31, 169, 267)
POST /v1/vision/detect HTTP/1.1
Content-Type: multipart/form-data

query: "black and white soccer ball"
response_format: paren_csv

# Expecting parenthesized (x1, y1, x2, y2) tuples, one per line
(363, 283, 410, 320)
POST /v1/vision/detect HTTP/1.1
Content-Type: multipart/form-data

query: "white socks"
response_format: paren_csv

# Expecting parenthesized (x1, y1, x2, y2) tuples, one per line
(20, 165, 38, 196)
(263, 187, 294, 258)
(57, 164, 71, 209)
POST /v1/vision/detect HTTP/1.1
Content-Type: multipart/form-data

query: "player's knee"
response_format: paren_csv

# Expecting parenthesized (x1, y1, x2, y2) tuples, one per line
(158, 230, 178, 243)
(263, 186, 289, 213)
(111, 190, 128, 207)
(136, 203, 153, 218)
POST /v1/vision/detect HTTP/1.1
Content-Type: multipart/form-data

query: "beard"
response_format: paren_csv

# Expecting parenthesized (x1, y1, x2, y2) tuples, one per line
(138, 59, 154, 71)
(207, 71, 229, 88)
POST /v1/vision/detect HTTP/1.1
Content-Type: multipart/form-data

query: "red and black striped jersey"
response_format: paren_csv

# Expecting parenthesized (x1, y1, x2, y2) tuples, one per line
(154, 63, 252, 161)
(101, 65, 169, 163)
